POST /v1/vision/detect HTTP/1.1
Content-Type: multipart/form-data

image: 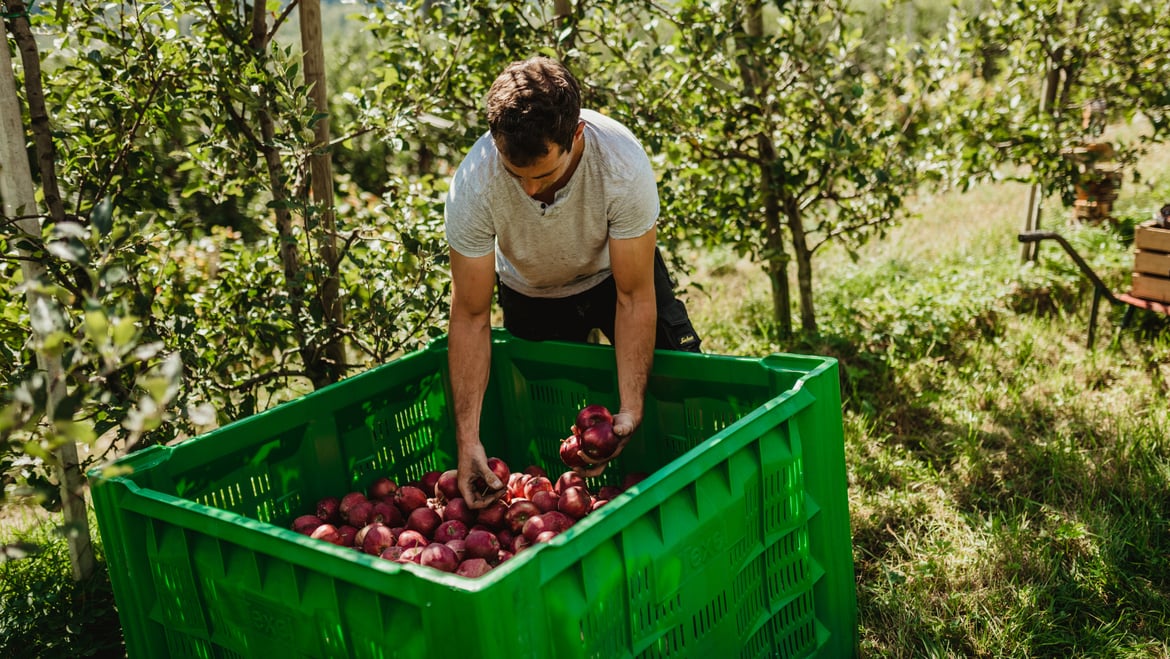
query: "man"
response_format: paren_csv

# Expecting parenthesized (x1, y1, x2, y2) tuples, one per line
(444, 56, 701, 508)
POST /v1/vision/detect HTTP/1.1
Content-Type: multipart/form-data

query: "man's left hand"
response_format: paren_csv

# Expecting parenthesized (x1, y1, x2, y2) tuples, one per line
(574, 410, 639, 477)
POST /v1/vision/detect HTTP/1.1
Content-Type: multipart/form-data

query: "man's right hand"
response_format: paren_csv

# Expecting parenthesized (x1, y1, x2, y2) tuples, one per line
(457, 441, 505, 509)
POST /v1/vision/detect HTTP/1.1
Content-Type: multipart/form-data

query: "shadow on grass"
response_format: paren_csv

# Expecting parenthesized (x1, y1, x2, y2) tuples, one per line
(833, 283, 1170, 657)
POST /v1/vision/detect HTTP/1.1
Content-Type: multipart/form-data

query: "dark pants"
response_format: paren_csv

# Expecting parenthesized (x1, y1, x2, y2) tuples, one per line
(498, 248, 702, 352)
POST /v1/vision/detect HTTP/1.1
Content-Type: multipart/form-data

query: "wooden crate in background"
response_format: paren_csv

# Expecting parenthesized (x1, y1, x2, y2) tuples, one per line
(1132, 222, 1170, 302)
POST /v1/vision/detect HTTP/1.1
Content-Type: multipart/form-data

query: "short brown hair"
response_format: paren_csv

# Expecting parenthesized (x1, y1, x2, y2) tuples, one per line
(486, 57, 581, 167)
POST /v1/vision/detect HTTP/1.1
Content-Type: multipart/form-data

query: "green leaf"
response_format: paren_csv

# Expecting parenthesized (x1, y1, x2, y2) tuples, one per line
(112, 316, 138, 348)
(46, 240, 87, 264)
(92, 196, 114, 236)
(84, 309, 109, 344)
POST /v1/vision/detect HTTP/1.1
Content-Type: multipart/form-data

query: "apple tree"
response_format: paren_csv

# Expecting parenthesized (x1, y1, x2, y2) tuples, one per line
(940, 0, 1170, 232)
(0, 0, 451, 574)
(578, 0, 948, 337)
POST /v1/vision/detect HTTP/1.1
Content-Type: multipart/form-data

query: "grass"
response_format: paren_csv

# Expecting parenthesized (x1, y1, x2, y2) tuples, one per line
(0, 507, 123, 658)
(680, 133, 1170, 656)
(5, 135, 1170, 657)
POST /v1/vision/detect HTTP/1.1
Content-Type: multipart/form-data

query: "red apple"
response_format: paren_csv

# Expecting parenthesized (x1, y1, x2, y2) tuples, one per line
(445, 538, 466, 562)
(535, 530, 559, 543)
(580, 422, 619, 460)
(597, 485, 623, 501)
(442, 497, 476, 525)
(507, 472, 531, 501)
(420, 470, 443, 496)
(496, 529, 515, 552)
(473, 457, 511, 496)
(344, 500, 374, 527)
(523, 465, 548, 479)
(560, 435, 589, 469)
(379, 545, 405, 562)
(368, 477, 398, 500)
(354, 523, 374, 547)
(361, 524, 398, 555)
(406, 506, 442, 538)
(398, 546, 425, 563)
(505, 500, 542, 535)
(522, 514, 550, 542)
(456, 557, 493, 578)
(622, 472, 650, 490)
(337, 525, 359, 547)
(464, 529, 501, 562)
(435, 469, 460, 501)
(475, 500, 509, 530)
(339, 491, 369, 516)
(523, 476, 554, 500)
(393, 485, 429, 516)
(434, 519, 468, 543)
(370, 500, 404, 527)
(575, 404, 614, 432)
(396, 529, 429, 549)
(310, 524, 342, 545)
(524, 511, 573, 542)
(558, 486, 593, 520)
(420, 542, 460, 572)
(293, 514, 324, 535)
(487, 458, 511, 484)
(542, 511, 572, 533)
(512, 533, 531, 553)
(531, 489, 559, 513)
(315, 496, 341, 525)
(554, 471, 586, 494)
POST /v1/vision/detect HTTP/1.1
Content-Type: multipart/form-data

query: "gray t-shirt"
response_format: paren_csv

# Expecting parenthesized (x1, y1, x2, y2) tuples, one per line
(444, 109, 659, 298)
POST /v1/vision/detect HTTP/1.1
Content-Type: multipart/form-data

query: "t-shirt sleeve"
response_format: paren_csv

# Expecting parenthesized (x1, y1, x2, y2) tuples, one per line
(444, 163, 496, 258)
(607, 145, 660, 240)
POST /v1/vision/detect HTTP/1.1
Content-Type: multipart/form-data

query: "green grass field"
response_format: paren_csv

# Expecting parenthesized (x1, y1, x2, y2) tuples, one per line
(4, 134, 1170, 656)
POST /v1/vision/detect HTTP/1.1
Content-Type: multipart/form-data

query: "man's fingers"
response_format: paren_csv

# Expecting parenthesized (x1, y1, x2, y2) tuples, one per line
(465, 486, 503, 509)
(573, 463, 607, 478)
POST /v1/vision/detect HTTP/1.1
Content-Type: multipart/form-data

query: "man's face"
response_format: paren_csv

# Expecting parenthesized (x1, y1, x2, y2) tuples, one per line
(497, 141, 574, 199)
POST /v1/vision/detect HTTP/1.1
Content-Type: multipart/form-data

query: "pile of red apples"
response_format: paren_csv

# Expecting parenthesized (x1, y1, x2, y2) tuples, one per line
(291, 405, 644, 577)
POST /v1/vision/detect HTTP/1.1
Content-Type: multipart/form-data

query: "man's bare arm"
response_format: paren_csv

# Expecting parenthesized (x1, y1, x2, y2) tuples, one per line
(448, 249, 505, 507)
(575, 229, 657, 476)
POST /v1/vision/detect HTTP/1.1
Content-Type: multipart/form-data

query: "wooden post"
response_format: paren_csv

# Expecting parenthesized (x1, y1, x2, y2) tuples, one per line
(1021, 0, 1063, 263)
(1, 17, 95, 581)
(298, 0, 345, 383)
(1021, 63, 1062, 262)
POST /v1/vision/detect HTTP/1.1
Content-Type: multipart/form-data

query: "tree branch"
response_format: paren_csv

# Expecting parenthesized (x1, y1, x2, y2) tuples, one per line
(812, 214, 901, 254)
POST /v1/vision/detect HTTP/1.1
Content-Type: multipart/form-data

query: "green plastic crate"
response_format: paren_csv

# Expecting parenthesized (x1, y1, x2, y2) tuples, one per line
(90, 330, 856, 658)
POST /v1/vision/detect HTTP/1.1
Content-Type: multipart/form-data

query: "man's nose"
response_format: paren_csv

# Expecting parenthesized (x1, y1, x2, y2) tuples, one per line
(521, 179, 541, 196)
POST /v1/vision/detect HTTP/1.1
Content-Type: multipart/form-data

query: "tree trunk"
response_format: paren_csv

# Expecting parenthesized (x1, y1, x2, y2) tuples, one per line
(7, 1, 65, 225)
(299, 0, 345, 385)
(737, 0, 794, 337)
(759, 141, 793, 338)
(787, 202, 817, 334)
(1, 11, 95, 582)
(764, 205, 792, 336)
(245, 2, 321, 386)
